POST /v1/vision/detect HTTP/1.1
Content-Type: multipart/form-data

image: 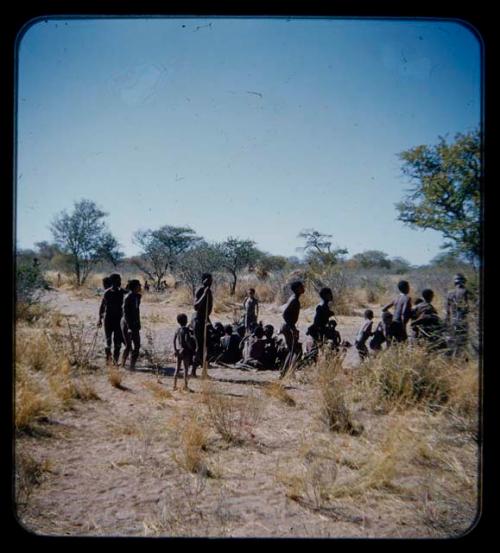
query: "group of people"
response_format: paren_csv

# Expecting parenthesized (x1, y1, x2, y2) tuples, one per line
(353, 274, 470, 360)
(97, 271, 471, 391)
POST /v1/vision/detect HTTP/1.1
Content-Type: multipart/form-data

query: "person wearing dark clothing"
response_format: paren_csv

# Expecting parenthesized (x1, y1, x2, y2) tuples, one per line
(98, 273, 126, 365)
(121, 280, 142, 370)
(173, 313, 196, 391)
(192, 273, 214, 376)
(369, 319, 386, 352)
(262, 324, 278, 370)
(243, 288, 259, 332)
(220, 324, 242, 364)
(411, 289, 444, 349)
(280, 280, 305, 377)
(312, 287, 335, 342)
(382, 280, 412, 342)
(379, 311, 396, 348)
(445, 274, 470, 356)
(355, 309, 374, 361)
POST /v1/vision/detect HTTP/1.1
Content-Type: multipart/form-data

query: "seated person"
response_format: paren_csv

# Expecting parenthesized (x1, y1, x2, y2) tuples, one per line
(220, 324, 242, 364)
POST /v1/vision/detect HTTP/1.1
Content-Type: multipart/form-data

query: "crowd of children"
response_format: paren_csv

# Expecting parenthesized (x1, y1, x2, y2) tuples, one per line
(96, 272, 470, 389)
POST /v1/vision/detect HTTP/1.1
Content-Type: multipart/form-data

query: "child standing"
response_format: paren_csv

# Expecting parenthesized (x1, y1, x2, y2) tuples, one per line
(173, 313, 196, 391)
(355, 309, 374, 361)
(121, 279, 142, 370)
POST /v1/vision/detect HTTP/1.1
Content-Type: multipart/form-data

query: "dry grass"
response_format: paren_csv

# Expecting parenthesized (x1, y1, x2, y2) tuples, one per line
(108, 367, 125, 389)
(143, 380, 174, 402)
(201, 382, 264, 444)
(171, 408, 210, 474)
(264, 381, 296, 406)
(15, 450, 52, 509)
(355, 343, 475, 414)
(15, 366, 55, 432)
(315, 354, 362, 435)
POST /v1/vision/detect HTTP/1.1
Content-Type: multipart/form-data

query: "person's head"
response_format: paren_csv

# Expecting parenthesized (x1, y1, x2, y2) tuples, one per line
(237, 325, 246, 338)
(110, 273, 121, 288)
(214, 322, 224, 334)
(263, 324, 274, 339)
(364, 309, 374, 320)
(253, 326, 264, 339)
(201, 273, 213, 287)
(224, 324, 233, 336)
(102, 276, 112, 290)
(128, 279, 142, 293)
(176, 313, 188, 326)
(248, 288, 256, 297)
(290, 280, 305, 296)
(397, 280, 410, 294)
(382, 311, 393, 323)
(319, 287, 333, 302)
(454, 273, 466, 286)
(327, 319, 337, 329)
(422, 289, 434, 303)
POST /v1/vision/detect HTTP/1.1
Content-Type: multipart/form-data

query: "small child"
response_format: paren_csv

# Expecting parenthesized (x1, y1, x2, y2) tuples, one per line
(173, 313, 196, 391)
(263, 324, 278, 370)
(369, 314, 387, 352)
(243, 288, 259, 332)
(121, 279, 142, 370)
(355, 309, 374, 361)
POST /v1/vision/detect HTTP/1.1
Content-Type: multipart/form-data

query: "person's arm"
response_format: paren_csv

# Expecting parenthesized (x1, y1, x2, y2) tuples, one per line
(382, 300, 394, 312)
(403, 297, 412, 325)
(173, 330, 180, 355)
(97, 292, 107, 326)
(194, 287, 208, 310)
(255, 299, 259, 320)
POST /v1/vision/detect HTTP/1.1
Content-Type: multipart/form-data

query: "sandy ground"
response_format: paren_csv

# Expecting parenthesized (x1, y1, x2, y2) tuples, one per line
(15, 289, 479, 538)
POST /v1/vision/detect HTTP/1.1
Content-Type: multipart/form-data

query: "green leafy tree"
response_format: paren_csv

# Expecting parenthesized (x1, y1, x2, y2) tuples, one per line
(174, 242, 223, 297)
(396, 129, 481, 268)
(50, 199, 122, 286)
(216, 238, 261, 295)
(133, 225, 200, 290)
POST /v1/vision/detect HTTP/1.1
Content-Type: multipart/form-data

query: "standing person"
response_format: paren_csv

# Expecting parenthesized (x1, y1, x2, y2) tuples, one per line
(311, 287, 335, 344)
(97, 273, 126, 365)
(382, 280, 413, 342)
(445, 273, 470, 356)
(121, 279, 142, 370)
(243, 288, 259, 333)
(279, 280, 305, 377)
(173, 313, 196, 391)
(192, 273, 214, 378)
(355, 309, 374, 361)
(144, 280, 150, 293)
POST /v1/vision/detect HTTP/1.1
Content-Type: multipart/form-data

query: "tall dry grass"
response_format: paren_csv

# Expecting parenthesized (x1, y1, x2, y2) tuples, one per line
(201, 382, 264, 444)
(354, 343, 477, 414)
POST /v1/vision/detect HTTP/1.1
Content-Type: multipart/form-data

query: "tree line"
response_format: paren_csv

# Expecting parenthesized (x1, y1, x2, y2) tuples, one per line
(17, 128, 481, 294)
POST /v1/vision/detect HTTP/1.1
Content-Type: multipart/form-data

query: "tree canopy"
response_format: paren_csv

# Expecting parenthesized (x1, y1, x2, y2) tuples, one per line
(396, 129, 481, 268)
(50, 199, 122, 286)
(216, 237, 261, 295)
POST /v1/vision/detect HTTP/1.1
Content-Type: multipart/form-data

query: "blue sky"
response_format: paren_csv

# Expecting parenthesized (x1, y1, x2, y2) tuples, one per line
(16, 17, 481, 265)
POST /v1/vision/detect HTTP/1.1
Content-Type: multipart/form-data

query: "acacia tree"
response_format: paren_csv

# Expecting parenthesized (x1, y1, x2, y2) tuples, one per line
(297, 229, 348, 269)
(133, 225, 200, 290)
(50, 199, 122, 286)
(396, 129, 481, 268)
(215, 237, 261, 295)
(174, 242, 222, 297)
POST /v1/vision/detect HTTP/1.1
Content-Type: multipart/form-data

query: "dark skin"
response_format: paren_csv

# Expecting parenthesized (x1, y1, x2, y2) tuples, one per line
(194, 275, 213, 311)
(97, 277, 122, 327)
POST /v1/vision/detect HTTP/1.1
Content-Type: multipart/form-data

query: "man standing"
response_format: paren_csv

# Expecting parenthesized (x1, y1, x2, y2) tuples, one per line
(97, 273, 126, 365)
(445, 273, 469, 356)
(192, 273, 214, 378)
(279, 280, 305, 378)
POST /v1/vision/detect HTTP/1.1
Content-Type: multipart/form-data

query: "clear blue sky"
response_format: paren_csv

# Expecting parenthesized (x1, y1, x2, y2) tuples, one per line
(16, 17, 481, 265)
